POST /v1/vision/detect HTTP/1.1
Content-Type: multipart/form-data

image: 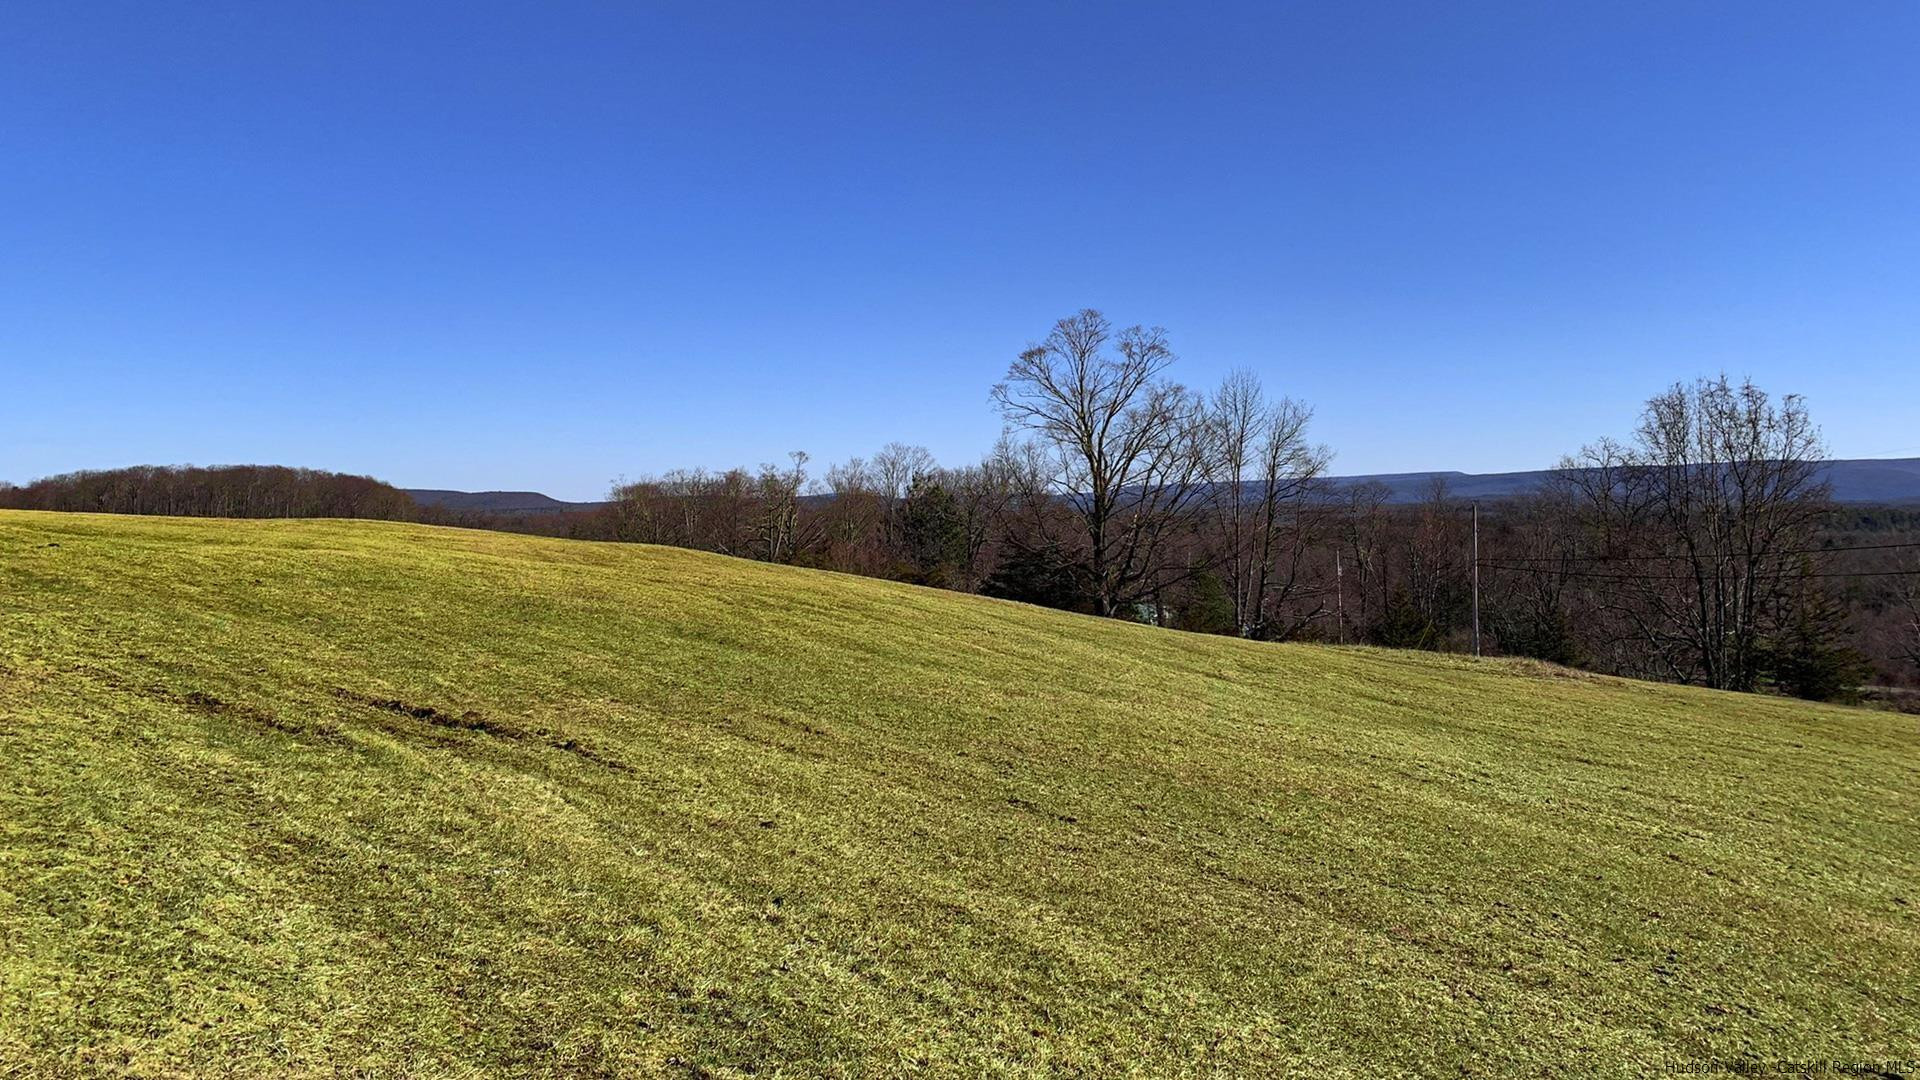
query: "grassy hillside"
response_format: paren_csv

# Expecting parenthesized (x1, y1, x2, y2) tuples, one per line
(1, 511, 1914, 1077)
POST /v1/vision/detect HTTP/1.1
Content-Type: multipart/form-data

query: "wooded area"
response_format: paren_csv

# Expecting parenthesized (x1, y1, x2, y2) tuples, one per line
(568, 312, 1918, 703)
(0, 465, 416, 521)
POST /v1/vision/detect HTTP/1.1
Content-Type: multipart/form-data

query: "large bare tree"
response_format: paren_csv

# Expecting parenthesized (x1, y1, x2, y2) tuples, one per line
(992, 310, 1215, 617)
(1207, 369, 1329, 638)
(1561, 375, 1830, 690)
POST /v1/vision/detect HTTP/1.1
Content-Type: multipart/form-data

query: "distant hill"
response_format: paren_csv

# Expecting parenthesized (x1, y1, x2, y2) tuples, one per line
(404, 489, 609, 514)
(1817, 457, 1920, 504)
(1327, 457, 1920, 504)
(411, 457, 1920, 513)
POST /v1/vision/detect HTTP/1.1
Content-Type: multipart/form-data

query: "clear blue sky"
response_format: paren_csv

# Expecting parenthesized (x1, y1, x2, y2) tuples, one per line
(4, 2, 1916, 500)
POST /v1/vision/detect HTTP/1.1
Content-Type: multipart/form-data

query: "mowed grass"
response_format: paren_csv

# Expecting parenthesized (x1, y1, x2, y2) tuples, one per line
(0, 511, 1915, 1078)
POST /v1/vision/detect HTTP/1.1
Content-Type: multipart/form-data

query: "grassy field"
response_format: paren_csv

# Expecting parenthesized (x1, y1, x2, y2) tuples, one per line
(1, 510, 1915, 1077)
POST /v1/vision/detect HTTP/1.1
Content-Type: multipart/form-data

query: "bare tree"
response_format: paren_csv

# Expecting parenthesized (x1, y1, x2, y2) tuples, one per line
(938, 436, 1026, 591)
(1207, 369, 1330, 637)
(871, 442, 937, 565)
(1331, 481, 1391, 641)
(755, 451, 810, 563)
(1897, 554, 1920, 678)
(872, 443, 935, 506)
(992, 310, 1216, 617)
(819, 456, 887, 575)
(1561, 375, 1830, 690)
(1407, 478, 1471, 637)
(1479, 479, 1585, 664)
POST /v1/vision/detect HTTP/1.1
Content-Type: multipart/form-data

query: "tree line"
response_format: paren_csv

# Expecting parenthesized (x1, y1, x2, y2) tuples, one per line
(0, 464, 417, 521)
(5, 310, 1915, 703)
(558, 310, 1917, 702)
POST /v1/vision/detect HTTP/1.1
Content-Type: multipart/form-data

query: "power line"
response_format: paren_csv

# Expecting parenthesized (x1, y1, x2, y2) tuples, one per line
(1485, 538, 1920, 564)
(1479, 561, 1920, 582)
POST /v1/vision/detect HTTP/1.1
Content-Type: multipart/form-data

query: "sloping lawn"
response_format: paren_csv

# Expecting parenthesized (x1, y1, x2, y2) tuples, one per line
(1, 510, 1914, 1077)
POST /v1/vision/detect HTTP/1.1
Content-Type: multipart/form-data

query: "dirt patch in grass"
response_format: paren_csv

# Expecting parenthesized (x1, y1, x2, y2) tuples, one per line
(333, 688, 634, 772)
(178, 688, 349, 744)
(180, 690, 301, 732)
(84, 671, 345, 742)
(1005, 794, 1079, 825)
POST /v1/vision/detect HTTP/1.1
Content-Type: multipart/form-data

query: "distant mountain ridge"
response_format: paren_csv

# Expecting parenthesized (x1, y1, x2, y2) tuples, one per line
(1321, 457, 1920, 505)
(407, 457, 1920, 514)
(404, 489, 610, 514)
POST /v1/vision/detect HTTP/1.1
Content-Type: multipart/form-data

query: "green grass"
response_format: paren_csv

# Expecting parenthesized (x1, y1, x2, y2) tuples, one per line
(1, 510, 1915, 1077)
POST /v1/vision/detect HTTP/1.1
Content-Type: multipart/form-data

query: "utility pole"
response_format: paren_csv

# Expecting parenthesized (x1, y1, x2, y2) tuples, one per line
(1471, 502, 1481, 658)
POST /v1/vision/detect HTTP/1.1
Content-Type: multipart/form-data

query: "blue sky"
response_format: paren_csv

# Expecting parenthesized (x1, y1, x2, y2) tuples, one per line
(4, 2, 1916, 500)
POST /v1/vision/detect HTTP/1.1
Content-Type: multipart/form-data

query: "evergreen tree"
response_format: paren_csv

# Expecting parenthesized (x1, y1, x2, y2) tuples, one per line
(900, 477, 968, 588)
(1174, 570, 1237, 635)
(1767, 589, 1871, 702)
